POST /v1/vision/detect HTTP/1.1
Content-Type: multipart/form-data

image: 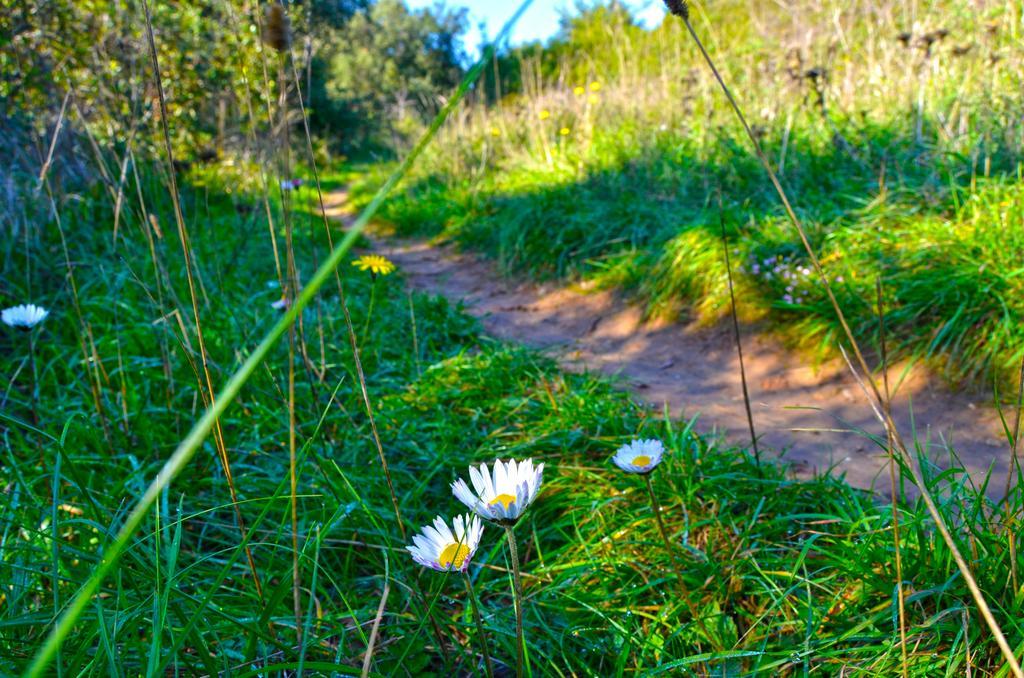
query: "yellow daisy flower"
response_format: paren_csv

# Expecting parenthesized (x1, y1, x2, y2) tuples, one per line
(538, 110, 551, 120)
(559, 127, 571, 136)
(352, 254, 396, 277)
(589, 81, 602, 91)
(573, 85, 585, 96)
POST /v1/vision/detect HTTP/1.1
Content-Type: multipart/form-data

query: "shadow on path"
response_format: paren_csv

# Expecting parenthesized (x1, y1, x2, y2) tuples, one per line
(372, 237, 1010, 497)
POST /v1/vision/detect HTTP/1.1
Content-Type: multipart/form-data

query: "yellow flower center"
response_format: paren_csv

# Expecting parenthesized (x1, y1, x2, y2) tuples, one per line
(489, 493, 517, 510)
(438, 542, 471, 569)
(632, 455, 652, 467)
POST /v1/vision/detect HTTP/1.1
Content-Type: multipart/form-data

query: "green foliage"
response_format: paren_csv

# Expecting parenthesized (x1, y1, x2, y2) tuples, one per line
(311, 0, 468, 152)
(306, 0, 371, 28)
(4, 1, 1024, 675)
(1, 0, 264, 157)
(3, 0, 469, 163)
(361, 0, 1024, 385)
(482, 2, 642, 101)
(2, 163, 1023, 673)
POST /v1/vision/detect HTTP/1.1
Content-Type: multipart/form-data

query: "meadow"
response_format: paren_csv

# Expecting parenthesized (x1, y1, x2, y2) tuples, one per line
(363, 0, 1024, 386)
(2, 0, 1024, 676)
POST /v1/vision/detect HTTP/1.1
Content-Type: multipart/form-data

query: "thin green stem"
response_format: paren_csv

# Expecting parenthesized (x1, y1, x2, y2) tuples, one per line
(644, 474, 674, 562)
(503, 525, 525, 678)
(643, 473, 718, 651)
(407, 290, 421, 377)
(28, 329, 39, 426)
(283, 52, 405, 542)
(463, 571, 495, 678)
(361, 275, 379, 346)
(50, 440, 62, 678)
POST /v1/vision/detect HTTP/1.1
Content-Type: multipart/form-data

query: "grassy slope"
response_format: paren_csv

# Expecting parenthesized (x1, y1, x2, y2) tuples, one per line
(1, 159, 1022, 675)
(358, 0, 1024, 387)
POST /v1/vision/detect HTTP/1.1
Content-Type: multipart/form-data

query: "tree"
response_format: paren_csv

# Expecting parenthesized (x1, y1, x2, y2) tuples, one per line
(301, 0, 371, 29)
(310, 0, 467, 151)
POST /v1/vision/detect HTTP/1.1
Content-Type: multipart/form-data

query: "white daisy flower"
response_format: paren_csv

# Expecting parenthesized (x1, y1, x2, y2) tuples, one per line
(2, 304, 49, 329)
(612, 439, 665, 474)
(270, 297, 289, 311)
(407, 514, 484, 572)
(452, 458, 545, 523)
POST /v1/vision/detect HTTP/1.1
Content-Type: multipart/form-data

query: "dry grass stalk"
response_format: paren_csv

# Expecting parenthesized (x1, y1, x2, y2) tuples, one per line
(140, 0, 264, 602)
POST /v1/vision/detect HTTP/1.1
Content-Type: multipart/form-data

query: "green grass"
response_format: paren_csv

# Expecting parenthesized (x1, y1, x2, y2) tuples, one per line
(2, 157, 1024, 675)
(353, 0, 1024, 387)
(4, 1, 1024, 674)
(357, 123, 1024, 388)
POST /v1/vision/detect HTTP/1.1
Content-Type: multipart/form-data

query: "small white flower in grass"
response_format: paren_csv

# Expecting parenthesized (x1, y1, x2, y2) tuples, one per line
(612, 439, 665, 474)
(407, 514, 483, 572)
(452, 458, 544, 524)
(270, 297, 289, 311)
(2, 304, 49, 329)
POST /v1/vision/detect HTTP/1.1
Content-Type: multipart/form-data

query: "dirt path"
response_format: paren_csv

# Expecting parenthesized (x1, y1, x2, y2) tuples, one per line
(326, 192, 1011, 494)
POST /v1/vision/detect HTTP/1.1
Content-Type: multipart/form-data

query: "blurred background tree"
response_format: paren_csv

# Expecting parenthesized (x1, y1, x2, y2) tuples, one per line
(1, 0, 470, 169)
(309, 0, 468, 153)
(302, 0, 371, 28)
(479, 2, 639, 103)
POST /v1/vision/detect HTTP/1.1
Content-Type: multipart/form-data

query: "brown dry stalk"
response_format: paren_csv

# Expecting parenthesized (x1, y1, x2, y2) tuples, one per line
(670, 6, 1022, 675)
(275, 48, 304, 645)
(1003, 358, 1024, 594)
(717, 201, 761, 469)
(140, 0, 263, 602)
(128, 151, 177, 420)
(43, 184, 112, 444)
(361, 579, 391, 678)
(37, 98, 113, 444)
(37, 90, 72, 185)
(877, 278, 908, 678)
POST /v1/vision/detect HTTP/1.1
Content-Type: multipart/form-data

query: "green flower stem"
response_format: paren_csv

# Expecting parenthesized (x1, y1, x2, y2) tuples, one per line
(644, 474, 675, 567)
(29, 328, 40, 425)
(463, 571, 495, 678)
(643, 473, 719, 651)
(503, 524, 526, 678)
(360, 274, 379, 346)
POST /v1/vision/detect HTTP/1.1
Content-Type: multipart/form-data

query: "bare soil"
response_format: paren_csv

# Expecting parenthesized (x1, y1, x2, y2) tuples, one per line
(327, 191, 1012, 495)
